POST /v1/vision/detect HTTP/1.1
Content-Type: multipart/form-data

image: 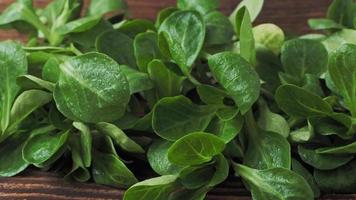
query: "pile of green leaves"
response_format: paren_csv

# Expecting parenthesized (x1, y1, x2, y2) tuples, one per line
(1, 0, 356, 199)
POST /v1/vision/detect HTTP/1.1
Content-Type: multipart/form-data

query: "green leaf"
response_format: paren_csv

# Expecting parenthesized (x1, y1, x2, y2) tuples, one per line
(0, 132, 30, 177)
(322, 29, 356, 52)
(147, 140, 183, 175)
(121, 65, 154, 94)
(257, 100, 289, 138)
(327, 0, 356, 28)
(155, 7, 177, 28)
(314, 159, 356, 193)
(167, 132, 225, 166)
(177, 0, 219, 15)
(179, 164, 215, 189)
(253, 23, 285, 55)
(22, 130, 69, 166)
(16, 75, 55, 92)
(96, 122, 144, 154)
(275, 84, 333, 118)
(134, 32, 162, 72)
(42, 57, 60, 83)
(0, 41, 27, 132)
(0, 2, 50, 38)
(309, 113, 353, 139)
(206, 115, 243, 143)
(65, 131, 91, 182)
(152, 96, 216, 141)
(7, 90, 52, 134)
(159, 11, 205, 74)
(123, 175, 178, 200)
(87, 0, 127, 16)
(308, 18, 343, 30)
(197, 84, 228, 105)
(281, 39, 328, 80)
(233, 163, 314, 200)
(70, 19, 113, 49)
(72, 122, 92, 167)
(291, 159, 320, 198)
(235, 7, 256, 65)
(204, 11, 234, 46)
(297, 145, 353, 170)
(316, 141, 356, 154)
(328, 43, 356, 117)
(289, 122, 314, 143)
(244, 129, 291, 170)
(118, 19, 156, 39)
(96, 30, 137, 69)
(54, 53, 130, 123)
(92, 151, 138, 188)
(148, 60, 185, 99)
(57, 15, 102, 35)
(208, 52, 260, 114)
(208, 154, 229, 187)
(230, 0, 264, 24)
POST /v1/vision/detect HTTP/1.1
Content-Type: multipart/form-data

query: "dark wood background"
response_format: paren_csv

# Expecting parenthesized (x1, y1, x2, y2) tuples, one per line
(1, 0, 352, 200)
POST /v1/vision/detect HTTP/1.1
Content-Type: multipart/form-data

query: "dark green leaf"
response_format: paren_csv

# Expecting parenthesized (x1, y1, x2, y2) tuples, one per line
(147, 140, 183, 175)
(54, 53, 130, 123)
(177, 0, 219, 15)
(87, 0, 127, 16)
(92, 151, 138, 188)
(275, 84, 333, 118)
(233, 163, 314, 200)
(298, 145, 353, 170)
(134, 32, 162, 72)
(328, 43, 356, 116)
(96, 30, 137, 68)
(96, 122, 144, 153)
(123, 175, 178, 200)
(314, 159, 356, 193)
(208, 52, 260, 114)
(291, 159, 320, 198)
(0, 41, 27, 132)
(152, 96, 216, 141)
(22, 130, 69, 166)
(121, 65, 154, 94)
(167, 132, 225, 166)
(159, 11, 205, 74)
(281, 39, 328, 80)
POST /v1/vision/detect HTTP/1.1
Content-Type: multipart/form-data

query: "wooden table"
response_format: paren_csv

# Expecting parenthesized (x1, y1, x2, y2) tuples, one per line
(1, 0, 352, 199)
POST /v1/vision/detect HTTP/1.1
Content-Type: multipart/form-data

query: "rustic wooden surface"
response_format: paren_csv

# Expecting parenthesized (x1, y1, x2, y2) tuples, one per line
(0, 0, 351, 199)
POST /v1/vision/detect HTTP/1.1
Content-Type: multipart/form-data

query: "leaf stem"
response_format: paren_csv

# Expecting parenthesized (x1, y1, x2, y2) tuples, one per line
(244, 109, 259, 138)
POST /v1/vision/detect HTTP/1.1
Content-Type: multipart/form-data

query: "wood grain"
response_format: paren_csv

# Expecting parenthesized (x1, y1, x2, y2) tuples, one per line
(0, 169, 356, 200)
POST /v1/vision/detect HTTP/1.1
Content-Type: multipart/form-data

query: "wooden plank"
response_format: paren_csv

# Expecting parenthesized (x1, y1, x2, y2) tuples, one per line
(0, 169, 355, 199)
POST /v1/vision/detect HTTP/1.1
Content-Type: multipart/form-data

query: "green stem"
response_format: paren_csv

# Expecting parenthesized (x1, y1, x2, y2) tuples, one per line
(244, 109, 259, 138)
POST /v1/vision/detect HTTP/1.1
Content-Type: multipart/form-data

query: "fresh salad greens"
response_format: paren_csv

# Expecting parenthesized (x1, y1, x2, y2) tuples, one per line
(1, 0, 356, 199)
